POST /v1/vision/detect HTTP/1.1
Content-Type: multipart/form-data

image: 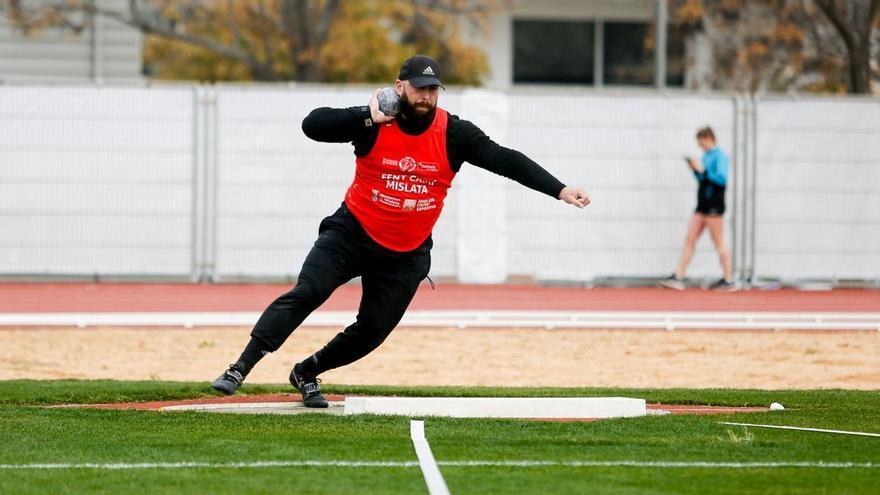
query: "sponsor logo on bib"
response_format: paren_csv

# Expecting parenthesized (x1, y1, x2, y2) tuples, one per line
(399, 156, 417, 172)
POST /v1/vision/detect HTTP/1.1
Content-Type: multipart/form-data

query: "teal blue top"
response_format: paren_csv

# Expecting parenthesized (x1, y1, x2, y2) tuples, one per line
(694, 146, 729, 186)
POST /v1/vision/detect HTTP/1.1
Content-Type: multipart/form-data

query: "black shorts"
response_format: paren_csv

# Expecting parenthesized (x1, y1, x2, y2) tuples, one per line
(696, 180, 726, 216)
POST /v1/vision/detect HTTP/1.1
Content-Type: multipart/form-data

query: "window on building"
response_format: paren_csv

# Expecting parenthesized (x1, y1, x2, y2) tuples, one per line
(603, 22, 654, 86)
(666, 24, 686, 87)
(513, 20, 595, 85)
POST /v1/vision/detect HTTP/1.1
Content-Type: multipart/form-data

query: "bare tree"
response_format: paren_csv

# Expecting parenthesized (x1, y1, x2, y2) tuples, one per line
(670, 0, 879, 94)
(278, 0, 339, 81)
(814, 0, 880, 93)
(671, 0, 818, 93)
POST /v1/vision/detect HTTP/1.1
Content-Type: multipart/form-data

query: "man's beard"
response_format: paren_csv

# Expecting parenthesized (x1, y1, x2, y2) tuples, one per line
(399, 92, 436, 121)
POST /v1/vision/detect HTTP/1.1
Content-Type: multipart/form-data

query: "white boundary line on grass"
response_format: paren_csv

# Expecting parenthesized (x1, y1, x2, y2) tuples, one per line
(0, 460, 875, 470)
(442, 461, 878, 468)
(410, 420, 451, 495)
(720, 422, 880, 438)
(0, 461, 419, 469)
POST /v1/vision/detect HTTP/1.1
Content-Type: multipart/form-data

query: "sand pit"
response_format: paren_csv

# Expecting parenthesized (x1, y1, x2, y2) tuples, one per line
(1, 326, 878, 389)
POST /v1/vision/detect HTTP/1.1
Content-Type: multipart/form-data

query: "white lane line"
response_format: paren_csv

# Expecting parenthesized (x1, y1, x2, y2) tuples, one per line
(0, 460, 875, 470)
(1, 310, 878, 330)
(410, 420, 452, 495)
(720, 422, 880, 438)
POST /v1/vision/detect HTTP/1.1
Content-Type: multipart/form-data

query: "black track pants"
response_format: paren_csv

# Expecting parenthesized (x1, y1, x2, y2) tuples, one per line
(250, 204, 431, 374)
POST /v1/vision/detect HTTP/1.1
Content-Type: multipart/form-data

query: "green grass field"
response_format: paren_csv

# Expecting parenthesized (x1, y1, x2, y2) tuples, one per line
(0, 380, 877, 494)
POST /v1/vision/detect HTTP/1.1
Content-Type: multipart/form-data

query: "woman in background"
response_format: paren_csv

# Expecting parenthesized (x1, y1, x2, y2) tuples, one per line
(660, 126, 736, 291)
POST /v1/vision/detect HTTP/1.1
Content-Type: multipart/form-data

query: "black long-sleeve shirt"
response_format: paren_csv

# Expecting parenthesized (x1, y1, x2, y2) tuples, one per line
(301, 106, 566, 199)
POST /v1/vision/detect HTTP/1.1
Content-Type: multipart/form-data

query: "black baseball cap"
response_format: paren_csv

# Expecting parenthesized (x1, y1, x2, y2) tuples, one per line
(398, 55, 445, 89)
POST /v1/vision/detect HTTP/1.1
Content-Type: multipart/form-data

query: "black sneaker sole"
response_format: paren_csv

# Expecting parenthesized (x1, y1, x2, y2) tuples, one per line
(289, 366, 329, 408)
(303, 397, 330, 408)
(211, 377, 239, 395)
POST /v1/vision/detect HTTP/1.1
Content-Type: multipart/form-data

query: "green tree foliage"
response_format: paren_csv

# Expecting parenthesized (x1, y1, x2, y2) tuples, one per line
(5, 0, 491, 85)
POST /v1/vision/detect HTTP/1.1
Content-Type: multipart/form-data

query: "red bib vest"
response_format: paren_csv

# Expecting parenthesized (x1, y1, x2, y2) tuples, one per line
(345, 108, 454, 252)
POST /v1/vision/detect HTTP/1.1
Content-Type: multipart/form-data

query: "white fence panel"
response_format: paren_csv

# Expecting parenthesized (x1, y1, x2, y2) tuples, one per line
(505, 92, 737, 280)
(0, 85, 194, 275)
(754, 97, 880, 280)
(2, 84, 878, 284)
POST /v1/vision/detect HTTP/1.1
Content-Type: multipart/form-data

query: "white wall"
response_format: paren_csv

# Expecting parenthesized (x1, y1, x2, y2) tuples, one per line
(501, 90, 736, 280)
(1, 84, 877, 283)
(754, 97, 880, 281)
(0, 85, 193, 275)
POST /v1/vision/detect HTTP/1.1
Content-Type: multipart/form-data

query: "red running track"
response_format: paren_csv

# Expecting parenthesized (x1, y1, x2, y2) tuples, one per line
(0, 283, 877, 313)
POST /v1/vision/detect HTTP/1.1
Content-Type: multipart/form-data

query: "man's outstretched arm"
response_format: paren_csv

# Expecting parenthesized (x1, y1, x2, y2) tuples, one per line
(452, 118, 590, 208)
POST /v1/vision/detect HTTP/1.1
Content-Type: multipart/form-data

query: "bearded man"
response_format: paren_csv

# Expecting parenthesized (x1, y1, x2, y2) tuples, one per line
(211, 55, 590, 407)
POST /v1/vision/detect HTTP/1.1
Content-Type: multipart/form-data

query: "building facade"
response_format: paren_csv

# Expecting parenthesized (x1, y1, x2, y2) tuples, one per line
(464, 0, 688, 89)
(0, 0, 142, 83)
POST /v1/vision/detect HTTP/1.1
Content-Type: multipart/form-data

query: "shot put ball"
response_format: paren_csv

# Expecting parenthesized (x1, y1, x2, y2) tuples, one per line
(377, 87, 400, 117)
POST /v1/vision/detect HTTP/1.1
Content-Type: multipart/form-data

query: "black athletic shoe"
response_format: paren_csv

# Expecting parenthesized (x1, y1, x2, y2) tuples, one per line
(709, 278, 738, 292)
(289, 363, 329, 408)
(659, 274, 686, 290)
(211, 364, 245, 395)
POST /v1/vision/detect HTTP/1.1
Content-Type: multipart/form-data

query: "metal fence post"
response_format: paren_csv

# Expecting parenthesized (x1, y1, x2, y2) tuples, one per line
(190, 85, 207, 282)
(733, 94, 755, 286)
(203, 86, 219, 282)
(747, 95, 759, 284)
(734, 94, 753, 284)
(190, 84, 219, 283)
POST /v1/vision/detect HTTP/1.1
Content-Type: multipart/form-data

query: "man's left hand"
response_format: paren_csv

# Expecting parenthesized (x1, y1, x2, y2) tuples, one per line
(559, 186, 591, 208)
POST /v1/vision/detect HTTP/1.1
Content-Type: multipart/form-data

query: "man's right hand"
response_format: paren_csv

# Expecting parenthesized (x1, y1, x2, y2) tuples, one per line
(559, 186, 591, 208)
(369, 88, 396, 124)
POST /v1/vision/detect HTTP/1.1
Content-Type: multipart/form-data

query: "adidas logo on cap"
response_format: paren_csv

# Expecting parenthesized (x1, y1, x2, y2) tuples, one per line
(398, 55, 444, 88)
